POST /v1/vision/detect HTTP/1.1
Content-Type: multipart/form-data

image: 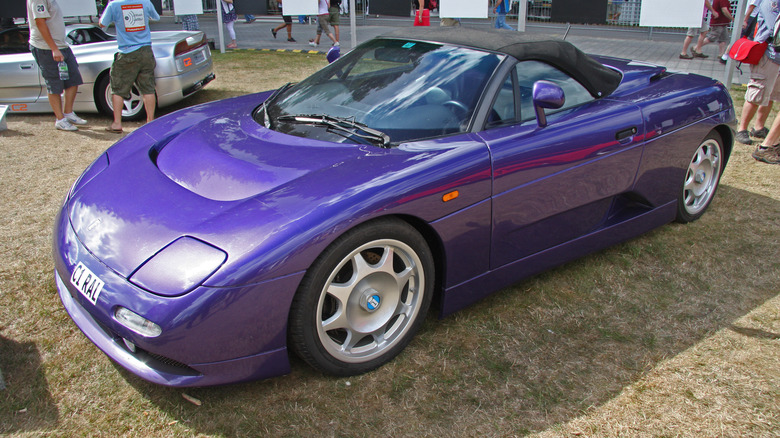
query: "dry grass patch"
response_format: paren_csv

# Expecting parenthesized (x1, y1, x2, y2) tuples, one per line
(1, 51, 778, 437)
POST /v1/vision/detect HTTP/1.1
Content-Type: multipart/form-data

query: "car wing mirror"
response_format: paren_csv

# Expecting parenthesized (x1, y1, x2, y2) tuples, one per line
(532, 80, 565, 128)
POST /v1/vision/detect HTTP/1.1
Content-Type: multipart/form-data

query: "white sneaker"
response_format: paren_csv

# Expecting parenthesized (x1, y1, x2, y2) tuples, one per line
(309, 40, 318, 47)
(65, 112, 87, 125)
(55, 118, 78, 131)
(333, 42, 339, 46)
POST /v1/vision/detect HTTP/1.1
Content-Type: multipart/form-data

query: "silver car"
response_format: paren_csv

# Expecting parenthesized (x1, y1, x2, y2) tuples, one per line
(0, 24, 215, 120)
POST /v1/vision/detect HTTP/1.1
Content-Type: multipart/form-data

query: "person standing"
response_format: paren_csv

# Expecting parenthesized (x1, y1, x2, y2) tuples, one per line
(308, 0, 338, 47)
(741, 0, 780, 163)
(271, 0, 296, 42)
(99, 0, 159, 132)
(180, 14, 199, 31)
(494, 0, 513, 30)
(221, 0, 238, 48)
(329, 0, 341, 42)
(733, 0, 774, 143)
(693, 0, 733, 58)
(680, 0, 717, 59)
(27, 0, 87, 131)
(414, 0, 431, 26)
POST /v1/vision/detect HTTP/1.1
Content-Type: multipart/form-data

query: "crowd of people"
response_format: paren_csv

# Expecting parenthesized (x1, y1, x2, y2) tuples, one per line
(14, 0, 780, 164)
(676, 0, 780, 165)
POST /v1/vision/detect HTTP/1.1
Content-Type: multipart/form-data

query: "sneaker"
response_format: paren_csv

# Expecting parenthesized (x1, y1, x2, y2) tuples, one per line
(752, 145, 780, 164)
(719, 57, 727, 64)
(55, 118, 78, 131)
(287, 37, 296, 42)
(64, 112, 87, 125)
(271, 28, 277, 38)
(692, 50, 708, 58)
(679, 53, 693, 59)
(750, 126, 769, 138)
(333, 41, 339, 46)
(309, 40, 318, 47)
(735, 130, 753, 145)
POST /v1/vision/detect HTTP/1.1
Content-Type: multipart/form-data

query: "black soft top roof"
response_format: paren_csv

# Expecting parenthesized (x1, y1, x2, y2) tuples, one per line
(380, 27, 622, 98)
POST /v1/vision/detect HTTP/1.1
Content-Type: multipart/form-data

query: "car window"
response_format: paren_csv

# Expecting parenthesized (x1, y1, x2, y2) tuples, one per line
(0, 28, 30, 54)
(487, 73, 516, 128)
(67, 27, 114, 45)
(515, 60, 593, 122)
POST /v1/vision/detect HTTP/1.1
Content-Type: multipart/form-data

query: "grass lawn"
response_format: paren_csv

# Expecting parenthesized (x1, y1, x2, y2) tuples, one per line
(0, 50, 778, 437)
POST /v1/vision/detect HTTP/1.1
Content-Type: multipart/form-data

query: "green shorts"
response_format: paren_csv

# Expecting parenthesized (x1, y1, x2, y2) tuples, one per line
(110, 45, 156, 99)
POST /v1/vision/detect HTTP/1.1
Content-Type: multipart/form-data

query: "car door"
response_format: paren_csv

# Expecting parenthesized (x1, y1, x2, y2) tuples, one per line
(478, 60, 645, 268)
(0, 28, 43, 108)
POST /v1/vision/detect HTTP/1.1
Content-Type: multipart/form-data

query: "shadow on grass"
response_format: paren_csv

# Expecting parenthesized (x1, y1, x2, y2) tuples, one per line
(114, 183, 779, 436)
(0, 336, 58, 434)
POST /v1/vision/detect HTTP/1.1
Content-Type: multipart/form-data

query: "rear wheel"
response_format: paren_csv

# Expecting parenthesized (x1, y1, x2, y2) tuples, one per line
(676, 131, 724, 223)
(289, 218, 434, 376)
(95, 74, 146, 121)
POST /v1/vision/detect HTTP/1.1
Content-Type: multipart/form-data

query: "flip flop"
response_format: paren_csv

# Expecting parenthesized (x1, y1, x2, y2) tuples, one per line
(105, 127, 123, 133)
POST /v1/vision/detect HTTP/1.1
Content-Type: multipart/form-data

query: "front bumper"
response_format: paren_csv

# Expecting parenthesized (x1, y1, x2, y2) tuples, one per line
(52, 208, 302, 387)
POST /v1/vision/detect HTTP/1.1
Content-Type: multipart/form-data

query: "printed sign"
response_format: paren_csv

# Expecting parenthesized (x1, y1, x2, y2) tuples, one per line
(122, 4, 147, 32)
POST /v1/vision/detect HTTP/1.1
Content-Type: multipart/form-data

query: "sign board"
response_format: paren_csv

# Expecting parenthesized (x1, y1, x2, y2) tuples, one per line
(640, 0, 706, 28)
(440, 0, 488, 19)
(551, 0, 607, 24)
(174, 0, 204, 15)
(281, 0, 318, 16)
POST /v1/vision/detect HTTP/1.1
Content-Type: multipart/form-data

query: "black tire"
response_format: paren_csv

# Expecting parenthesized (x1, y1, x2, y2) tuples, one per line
(95, 73, 146, 121)
(288, 218, 434, 376)
(675, 131, 725, 223)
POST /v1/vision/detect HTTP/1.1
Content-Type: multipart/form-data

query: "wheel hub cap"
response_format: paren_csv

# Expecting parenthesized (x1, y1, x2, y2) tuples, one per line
(360, 288, 381, 313)
(695, 170, 706, 184)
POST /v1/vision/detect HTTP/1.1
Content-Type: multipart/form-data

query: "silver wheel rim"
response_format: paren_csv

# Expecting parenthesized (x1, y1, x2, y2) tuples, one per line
(683, 138, 721, 216)
(316, 239, 425, 363)
(104, 84, 144, 118)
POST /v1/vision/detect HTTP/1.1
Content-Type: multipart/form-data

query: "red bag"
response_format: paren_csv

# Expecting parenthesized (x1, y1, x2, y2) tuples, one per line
(729, 37, 768, 65)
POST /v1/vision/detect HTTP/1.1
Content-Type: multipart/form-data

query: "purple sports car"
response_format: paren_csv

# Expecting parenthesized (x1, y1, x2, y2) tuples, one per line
(53, 28, 734, 387)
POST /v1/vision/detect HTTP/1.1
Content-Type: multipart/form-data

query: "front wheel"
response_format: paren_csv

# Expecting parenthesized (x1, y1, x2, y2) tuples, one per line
(288, 218, 434, 376)
(676, 131, 725, 223)
(95, 74, 146, 121)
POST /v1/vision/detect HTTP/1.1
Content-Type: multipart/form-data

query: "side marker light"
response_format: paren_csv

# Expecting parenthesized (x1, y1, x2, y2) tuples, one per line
(442, 190, 459, 202)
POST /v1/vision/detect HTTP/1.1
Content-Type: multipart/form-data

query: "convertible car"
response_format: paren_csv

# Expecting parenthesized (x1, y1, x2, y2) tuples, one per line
(0, 24, 214, 120)
(53, 28, 734, 387)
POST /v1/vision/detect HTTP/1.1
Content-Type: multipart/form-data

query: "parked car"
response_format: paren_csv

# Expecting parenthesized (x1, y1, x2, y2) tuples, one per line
(53, 28, 734, 387)
(0, 24, 214, 120)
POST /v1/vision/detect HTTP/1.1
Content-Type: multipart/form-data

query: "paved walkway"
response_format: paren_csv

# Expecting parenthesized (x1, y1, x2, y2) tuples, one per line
(153, 14, 750, 86)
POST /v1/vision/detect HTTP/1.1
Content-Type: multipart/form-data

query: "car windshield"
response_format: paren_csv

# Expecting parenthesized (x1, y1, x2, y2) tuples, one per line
(260, 38, 504, 145)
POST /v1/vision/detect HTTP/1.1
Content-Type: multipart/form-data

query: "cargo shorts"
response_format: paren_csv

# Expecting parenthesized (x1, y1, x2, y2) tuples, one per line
(746, 53, 780, 107)
(29, 45, 84, 95)
(110, 45, 156, 100)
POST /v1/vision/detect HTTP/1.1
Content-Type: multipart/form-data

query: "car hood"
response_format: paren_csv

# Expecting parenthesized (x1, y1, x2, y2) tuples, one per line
(155, 114, 313, 202)
(67, 103, 365, 281)
(67, 97, 447, 287)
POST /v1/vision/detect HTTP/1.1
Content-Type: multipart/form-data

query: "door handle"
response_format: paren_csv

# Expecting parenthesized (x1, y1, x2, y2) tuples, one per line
(20, 64, 34, 70)
(615, 127, 637, 142)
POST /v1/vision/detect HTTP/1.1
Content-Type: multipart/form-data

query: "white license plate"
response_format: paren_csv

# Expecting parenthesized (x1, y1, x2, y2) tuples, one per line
(70, 262, 105, 305)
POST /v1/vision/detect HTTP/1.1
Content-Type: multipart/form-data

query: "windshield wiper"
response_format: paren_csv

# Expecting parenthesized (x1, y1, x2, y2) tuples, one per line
(276, 114, 391, 148)
(260, 82, 293, 129)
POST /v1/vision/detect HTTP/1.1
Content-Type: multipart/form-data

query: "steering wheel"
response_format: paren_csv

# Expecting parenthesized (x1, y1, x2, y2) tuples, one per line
(443, 100, 469, 116)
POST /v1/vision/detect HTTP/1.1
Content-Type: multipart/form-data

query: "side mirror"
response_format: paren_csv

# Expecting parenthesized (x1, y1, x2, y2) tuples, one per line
(532, 80, 565, 127)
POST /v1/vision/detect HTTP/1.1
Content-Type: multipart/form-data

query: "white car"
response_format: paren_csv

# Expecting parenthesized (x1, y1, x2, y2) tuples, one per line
(0, 24, 214, 120)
